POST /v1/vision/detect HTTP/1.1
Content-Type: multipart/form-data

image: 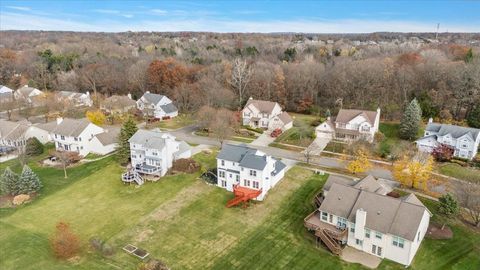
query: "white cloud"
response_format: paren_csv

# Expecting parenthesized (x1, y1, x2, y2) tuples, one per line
(0, 12, 478, 33)
(151, 9, 167, 15)
(92, 9, 120, 14)
(6, 6, 31, 11)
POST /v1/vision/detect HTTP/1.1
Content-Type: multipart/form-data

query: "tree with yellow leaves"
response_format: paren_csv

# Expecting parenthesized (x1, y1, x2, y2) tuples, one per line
(346, 150, 372, 175)
(393, 153, 434, 191)
(86, 110, 106, 126)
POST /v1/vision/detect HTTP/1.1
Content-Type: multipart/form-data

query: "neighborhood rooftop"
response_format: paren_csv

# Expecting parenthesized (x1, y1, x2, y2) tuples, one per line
(51, 118, 91, 137)
(128, 129, 168, 150)
(335, 109, 379, 125)
(425, 122, 480, 139)
(245, 99, 279, 114)
(142, 92, 166, 104)
(319, 182, 428, 241)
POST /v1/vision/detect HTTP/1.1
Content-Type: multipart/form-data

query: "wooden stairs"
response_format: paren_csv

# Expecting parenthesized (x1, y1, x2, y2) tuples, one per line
(315, 227, 347, 255)
(122, 170, 145, 185)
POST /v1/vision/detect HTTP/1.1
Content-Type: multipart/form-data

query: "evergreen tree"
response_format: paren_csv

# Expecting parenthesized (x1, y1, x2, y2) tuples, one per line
(117, 117, 138, 165)
(467, 105, 480, 128)
(0, 167, 20, 195)
(26, 137, 44, 156)
(399, 98, 422, 140)
(18, 165, 42, 194)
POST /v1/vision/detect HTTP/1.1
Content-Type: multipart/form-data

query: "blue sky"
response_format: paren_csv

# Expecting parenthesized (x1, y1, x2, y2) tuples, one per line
(0, 1, 479, 33)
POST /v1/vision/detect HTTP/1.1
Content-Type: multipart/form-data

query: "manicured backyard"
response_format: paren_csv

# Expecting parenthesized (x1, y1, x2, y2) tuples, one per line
(437, 163, 480, 184)
(1, 151, 479, 270)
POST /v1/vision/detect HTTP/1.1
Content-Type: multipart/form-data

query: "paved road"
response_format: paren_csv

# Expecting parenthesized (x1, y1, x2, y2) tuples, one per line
(171, 125, 394, 181)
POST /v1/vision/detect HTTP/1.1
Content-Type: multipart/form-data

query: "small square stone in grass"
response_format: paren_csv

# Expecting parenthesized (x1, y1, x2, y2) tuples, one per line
(133, 248, 149, 259)
(123, 244, 137, 254)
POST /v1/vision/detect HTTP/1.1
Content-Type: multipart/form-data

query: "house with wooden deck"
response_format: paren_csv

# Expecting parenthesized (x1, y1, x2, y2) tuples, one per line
(304, 175, 431, 266)
(216, 144, 286, 202)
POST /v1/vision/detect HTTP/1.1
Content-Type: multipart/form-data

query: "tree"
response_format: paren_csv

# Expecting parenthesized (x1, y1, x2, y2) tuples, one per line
(393, 154, 434, 191)
(431, 143, 454, 162)
(209, 108, 237, 146)
(117, 117, 138, 165)
(147, 58, 188, 95)
(457, 183, 480, 227)
(51, 151, 82, 179)
(86, 110, 106, 126)
(25, 137, 44, 156)
(0, 167, 20, 195)
(438, 193, 459, 218)
(283, 48, 297, 62)
(467, 105, 480, 128)
(228, 58, 253, 107)
(50, 222, 80, 259)
(18, 165, 42, 194)
(0, 95, 17, 120)
(399, 98, 422, 140)
(346, 150, 372, 175)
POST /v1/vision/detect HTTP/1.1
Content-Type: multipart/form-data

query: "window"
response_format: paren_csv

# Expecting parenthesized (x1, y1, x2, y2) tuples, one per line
(350, 226, 355, 233)
(252, 181, 259, 189)
(365, 229, 371, 238)
(329, 214, 333, 223)
(74, 137, 78, 141)
(375, 232, 382, 239)
(221, 160, 225, 166)
(132, 155, 136, 158)
(356, 239, 363, 247)
(243, 179, 250, 187)
(219, 171, 225, 178)
(152, 152, 158, 156)
(55, 134, 58, 139)
(377, 247, 382, 256)
(337, 217, 347, 229)
(79, 137, 82, 141)
(417, 231, 420, 242)
(236, 175, 240, 182)
(221, 180, 227, 187)
(372, 245, 376, 254)
(392, 236, 405, 248)
(61, 135, 65, 140)
(250, 170, 257, 177)
(229, 173, 232, 178)
(321, 212, 328, 221)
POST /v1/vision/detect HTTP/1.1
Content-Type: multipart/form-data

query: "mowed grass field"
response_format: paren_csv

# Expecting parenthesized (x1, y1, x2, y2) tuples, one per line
(1, 152, 479, 270)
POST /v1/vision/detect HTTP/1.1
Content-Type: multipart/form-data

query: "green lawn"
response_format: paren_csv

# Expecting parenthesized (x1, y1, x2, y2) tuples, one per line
(437, 163, 480, 184)
(274, 113, 320, 147)
(1, 150, 479, 270)
(150, 114, 194, 130)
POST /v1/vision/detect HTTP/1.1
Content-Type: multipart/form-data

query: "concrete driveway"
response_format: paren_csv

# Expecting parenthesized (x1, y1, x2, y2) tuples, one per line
(251, 132, 276, 147)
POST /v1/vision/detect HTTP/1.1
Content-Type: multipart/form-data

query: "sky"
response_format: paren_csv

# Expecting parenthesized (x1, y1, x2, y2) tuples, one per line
(0, 0, 479, 33)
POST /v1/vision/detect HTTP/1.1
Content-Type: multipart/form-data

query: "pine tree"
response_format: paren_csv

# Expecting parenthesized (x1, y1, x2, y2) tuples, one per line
(117, 117, 138, 165)
(399, 98, 422, 140)
(0, 167, 20, 195)
(467, 105, 480, 128)
(26, 137, 44, 156)
(18, 165, 42, 194)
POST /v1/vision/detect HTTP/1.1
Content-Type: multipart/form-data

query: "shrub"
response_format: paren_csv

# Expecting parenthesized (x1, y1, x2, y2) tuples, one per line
(89, 237, 103, 251)
(50, 222, 80, 259)
(378, 142, 391, 158)
(25, 137, 44, 156)
(101, 243, 114, 256)
(374, 131, 385, 143)
(12, 194, 30, 205)
(439, 193, 459, 218)
(432, 144, 454, 162)
(244, 126, 263, 134)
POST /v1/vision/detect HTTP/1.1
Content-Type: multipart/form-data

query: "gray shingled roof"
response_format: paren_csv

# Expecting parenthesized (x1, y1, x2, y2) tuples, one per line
(129, 129, 166, 150)
(323, 175, 354, 191)
(141, 92, 165, 105)
(278, 111, 293, 124)
(0, 120, 30, 140)
(217, 144, 283, 171)
(94, 127, 120, 146)
(35, 121, 59, 133)
(52, 118, 91, 137)
(425, 122, 480, 140)
(216, 144, 256, 163)
(320, 182, 429, 241)
(273, 159, 286, 175)
(239, 154, 267, 170)
(336, 109, 378, 125)
(160, 103, 178, 114)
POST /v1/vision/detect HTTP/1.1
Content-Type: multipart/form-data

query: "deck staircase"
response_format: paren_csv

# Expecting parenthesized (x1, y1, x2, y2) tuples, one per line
(226, 185, 262, 208)
(315, 227, 347, 255)
(122, 170, 145, 186)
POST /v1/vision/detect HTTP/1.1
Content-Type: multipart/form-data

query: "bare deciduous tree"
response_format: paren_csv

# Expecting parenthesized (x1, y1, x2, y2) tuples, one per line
(457, 183, 480, 227)
(228, 58, 253, 108)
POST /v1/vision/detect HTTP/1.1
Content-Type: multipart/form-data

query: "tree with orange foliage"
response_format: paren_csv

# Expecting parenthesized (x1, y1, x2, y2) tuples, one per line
(147, 58, 188, 96)
(50, 222, 80, 259)
(397, 53, 423, 66)
(393, 153, 434, 191)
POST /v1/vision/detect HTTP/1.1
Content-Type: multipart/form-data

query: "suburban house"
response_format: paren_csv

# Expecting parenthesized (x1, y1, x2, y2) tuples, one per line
(316, 108, 380, 143)
(101, 94, 136, 114)
(0, 119, 52, 148)
(0, 85, 14, 94)
(14, 85, 44, 104)
(216, 144, 287, 201)
(242, 97, 293, 131)
(416, 118, 480, 160)
(304, 175, 431, 266)
(56, 91, 93, 107)
(136, 91, 178, 119)
(128, 129, 191, 177)
(50, 118, 119, 156)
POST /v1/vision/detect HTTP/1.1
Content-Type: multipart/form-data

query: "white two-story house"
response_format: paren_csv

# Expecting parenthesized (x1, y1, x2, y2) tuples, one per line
(136, 92, 178, 119)
(242, 97, 293, 131)
(316, 108, 380, 143)
(128, 129, 191, 177)
(0, 119, 55, 148)
(304, 175, 431, 267)
(50, 118, 119, 156)
(216, 144, 287, 201)
(416, 118, 480, 160)
(56, 91, 93, 107)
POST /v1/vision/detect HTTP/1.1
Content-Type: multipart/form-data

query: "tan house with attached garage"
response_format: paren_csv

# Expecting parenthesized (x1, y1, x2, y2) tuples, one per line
(304, 175, 431, 266)
(242, 97, 293, 131)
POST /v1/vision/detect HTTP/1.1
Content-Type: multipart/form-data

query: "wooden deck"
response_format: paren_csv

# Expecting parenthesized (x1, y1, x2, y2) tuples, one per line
(304, 210, 348, 255)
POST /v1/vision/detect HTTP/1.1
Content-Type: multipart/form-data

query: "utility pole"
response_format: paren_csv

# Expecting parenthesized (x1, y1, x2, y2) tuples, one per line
(435, 23, 440, 40)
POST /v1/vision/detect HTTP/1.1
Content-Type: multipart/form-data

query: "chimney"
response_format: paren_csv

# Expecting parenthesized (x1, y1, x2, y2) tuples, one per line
(428, 117, 433, 124)
(127, 92, 132, 99)
(56, 117, 63, 125)
(377, 107, 381, 114)
(146, 91, 150, 94)
(249, 96, 253, 100)
(354, 208, 367, 240)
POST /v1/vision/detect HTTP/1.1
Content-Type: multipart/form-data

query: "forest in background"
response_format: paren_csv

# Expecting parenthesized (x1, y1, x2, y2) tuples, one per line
(1, 31, 479, 124)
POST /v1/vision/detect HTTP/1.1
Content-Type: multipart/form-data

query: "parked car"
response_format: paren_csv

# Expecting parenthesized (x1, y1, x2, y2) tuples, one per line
(270, 128, 282, 138)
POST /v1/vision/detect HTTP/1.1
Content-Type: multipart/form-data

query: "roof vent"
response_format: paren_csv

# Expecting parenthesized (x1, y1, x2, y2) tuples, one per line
(337, 196, 341, 200)
(377, 211, 381, 215)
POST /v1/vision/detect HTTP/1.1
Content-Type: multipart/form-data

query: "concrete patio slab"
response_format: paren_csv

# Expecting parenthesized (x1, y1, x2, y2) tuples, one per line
(340, 246, 381, 269)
